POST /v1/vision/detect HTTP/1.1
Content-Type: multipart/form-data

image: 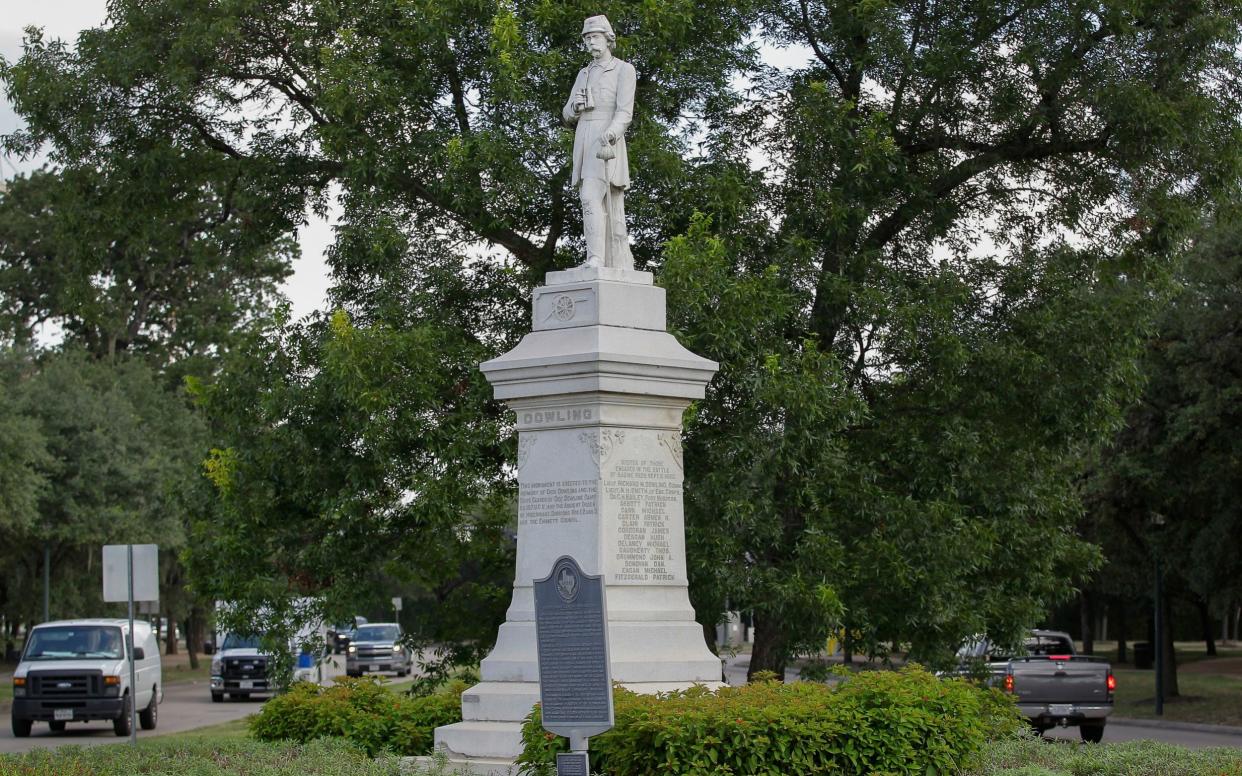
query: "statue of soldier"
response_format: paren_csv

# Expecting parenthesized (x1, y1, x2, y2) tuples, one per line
(563, 15, 636, 270)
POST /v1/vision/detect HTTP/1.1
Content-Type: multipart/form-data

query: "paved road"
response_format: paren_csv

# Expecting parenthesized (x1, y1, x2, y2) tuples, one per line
(0, 655, 354, 755)
(1045, 718, 1242, 749)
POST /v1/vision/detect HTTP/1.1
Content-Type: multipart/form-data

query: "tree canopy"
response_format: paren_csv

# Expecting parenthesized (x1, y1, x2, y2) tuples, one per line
(5, 0, 1240, 673)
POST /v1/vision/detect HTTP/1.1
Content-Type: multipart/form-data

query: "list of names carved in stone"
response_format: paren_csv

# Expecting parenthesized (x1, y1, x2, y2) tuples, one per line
(606, 457, 680, 583)
(519, 480, 598, 527)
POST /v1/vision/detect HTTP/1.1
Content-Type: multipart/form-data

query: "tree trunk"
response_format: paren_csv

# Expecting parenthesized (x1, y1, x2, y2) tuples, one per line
(702, 620, 719, 656)
(747, 613, 787, 682)
(1114, 600, 1127, 664)
(1159, 591, 1180, 698)
(186, 604, 206, 670)
(1198, 597, 1217, 656)
(1079, 590, 1095, 655)
(164, 605, 178, 655)
(842, 627, 854, 666)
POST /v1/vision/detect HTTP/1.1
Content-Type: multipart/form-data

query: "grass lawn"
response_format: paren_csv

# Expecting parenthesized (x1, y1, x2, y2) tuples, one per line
(971, 735, 1242, 775)
(0, 738, 410, 775)
(1112, 667, 1242, 727)
(153, 715, 253, 741)
(1085, 641, 1242, 666)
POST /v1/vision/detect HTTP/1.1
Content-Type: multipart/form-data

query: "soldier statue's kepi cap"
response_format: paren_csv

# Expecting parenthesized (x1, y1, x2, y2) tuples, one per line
(581, 15, 615, 38)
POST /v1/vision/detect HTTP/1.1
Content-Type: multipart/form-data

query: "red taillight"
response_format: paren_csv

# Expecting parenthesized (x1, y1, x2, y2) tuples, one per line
(1107, 674, 1116, 692)
(1003, 674, 1014, 693)
(1048, 655, 1072, 661)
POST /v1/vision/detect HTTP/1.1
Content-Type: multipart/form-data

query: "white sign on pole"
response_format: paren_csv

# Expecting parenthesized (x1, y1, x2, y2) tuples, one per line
(392, 596, 403, 612)
(102, 544, 159, 603)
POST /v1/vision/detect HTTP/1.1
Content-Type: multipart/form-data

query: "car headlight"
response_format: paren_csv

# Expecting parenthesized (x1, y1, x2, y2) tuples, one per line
(348, 645, 356, 653)
(393, 645, 403, 654)
(211, 658, 222, 674)
(13, 677, 25, 697)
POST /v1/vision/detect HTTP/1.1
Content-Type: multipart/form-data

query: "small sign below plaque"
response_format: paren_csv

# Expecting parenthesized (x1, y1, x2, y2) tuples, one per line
(556, 752, 589, 776)
(534, 555, 614, 737)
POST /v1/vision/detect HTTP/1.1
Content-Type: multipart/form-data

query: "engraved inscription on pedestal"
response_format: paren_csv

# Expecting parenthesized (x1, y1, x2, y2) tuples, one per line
(607, 459, 679, 583)
(601, 431, 686, 585)
(519, 406, 596, 428)
(534, 556, 614, 736)
(519, 481, 598, 527)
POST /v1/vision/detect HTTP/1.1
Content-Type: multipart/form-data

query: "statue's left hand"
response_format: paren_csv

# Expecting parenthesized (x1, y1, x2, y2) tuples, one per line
(603, 128, 618, 144)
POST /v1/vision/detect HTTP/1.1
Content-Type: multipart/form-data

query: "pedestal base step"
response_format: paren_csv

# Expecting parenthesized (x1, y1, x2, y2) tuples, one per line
(435, 720, 525, 761)
(404, 752, 517, 776)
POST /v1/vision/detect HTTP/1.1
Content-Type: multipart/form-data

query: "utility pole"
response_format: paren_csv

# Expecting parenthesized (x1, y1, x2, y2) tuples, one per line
(43, 542, 50, 622)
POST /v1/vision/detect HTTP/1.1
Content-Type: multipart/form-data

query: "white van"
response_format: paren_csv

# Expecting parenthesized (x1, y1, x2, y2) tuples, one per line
(10, 619, 162, 737)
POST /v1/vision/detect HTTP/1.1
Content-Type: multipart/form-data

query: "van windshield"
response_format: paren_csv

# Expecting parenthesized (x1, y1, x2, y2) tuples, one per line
(24, 626, 125, 660)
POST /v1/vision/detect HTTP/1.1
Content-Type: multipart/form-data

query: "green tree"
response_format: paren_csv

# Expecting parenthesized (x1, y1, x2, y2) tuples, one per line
(7, 0, 1239, 677)
(0, 348, 203, 628)
(0, 163, 295, 369)
(1, 65, 300, 653)
(1090, 208, 1242, 697)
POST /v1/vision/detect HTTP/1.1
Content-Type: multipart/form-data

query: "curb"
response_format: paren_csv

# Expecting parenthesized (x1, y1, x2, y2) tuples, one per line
(1112, 716, 1242, 735)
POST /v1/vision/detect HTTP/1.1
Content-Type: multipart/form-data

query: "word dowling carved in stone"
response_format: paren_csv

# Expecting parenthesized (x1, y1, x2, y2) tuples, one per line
(563, 15, 636, 270)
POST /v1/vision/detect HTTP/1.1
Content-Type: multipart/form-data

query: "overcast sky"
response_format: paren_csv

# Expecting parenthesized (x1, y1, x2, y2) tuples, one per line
(1, 0, 335, 322)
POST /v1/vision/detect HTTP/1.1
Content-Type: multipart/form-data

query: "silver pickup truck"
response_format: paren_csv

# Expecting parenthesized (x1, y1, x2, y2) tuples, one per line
(960, 629, 1114, 742)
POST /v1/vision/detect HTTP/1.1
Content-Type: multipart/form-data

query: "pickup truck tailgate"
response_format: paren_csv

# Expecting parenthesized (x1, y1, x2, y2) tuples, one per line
(1011, 657, 1111, 705)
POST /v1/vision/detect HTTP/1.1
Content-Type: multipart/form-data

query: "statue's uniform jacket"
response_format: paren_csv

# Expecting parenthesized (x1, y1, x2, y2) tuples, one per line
(562, 57, 636, 190)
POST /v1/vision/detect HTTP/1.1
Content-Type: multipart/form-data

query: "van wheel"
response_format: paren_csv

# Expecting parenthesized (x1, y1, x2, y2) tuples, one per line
(12, 717, 32, 737)
(1080, 722, 1105, 743)
(139, 689, 158, 730)
(211, 692, 223, 703)
(49, 720, 67, 732)
(113, 693, 133, 736)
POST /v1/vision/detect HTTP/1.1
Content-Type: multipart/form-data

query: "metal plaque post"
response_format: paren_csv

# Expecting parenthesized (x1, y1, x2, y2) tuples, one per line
(126, 544, 137, 744)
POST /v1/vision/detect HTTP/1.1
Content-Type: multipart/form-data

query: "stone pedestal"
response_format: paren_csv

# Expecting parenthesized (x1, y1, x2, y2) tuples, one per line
(430, 267, 721, 773)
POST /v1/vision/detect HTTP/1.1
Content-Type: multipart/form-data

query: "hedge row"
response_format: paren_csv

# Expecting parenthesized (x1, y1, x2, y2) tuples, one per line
(247, 677, 463, 756)
(516, 665, 1022, 775)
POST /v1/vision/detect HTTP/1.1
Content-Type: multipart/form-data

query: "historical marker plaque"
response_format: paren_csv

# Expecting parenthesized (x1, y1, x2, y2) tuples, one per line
(556, 752, 589, 776)
(534, 555, 614, 737)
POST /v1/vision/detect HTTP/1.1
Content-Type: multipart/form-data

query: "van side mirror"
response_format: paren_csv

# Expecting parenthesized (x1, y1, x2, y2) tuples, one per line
(133, 647, 145, 660)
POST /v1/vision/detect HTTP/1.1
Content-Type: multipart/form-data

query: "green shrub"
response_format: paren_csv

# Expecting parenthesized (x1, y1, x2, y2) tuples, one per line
(969, 735, 1242, 776)
(516, 665, 1020, 775)
(248, 677, 463, 756)
(0, 737, 402, 775)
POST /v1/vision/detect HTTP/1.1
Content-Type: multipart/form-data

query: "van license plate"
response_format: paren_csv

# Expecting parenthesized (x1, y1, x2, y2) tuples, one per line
(239, 680, 254, 689)
(1050, 704, 1074, 716)
(369, 664, 379, 672)
(53, 708, 74, 721)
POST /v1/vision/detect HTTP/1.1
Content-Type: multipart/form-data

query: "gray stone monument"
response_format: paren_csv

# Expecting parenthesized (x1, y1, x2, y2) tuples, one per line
(426, 16, 722, 774)
(430, 263, 722, 773)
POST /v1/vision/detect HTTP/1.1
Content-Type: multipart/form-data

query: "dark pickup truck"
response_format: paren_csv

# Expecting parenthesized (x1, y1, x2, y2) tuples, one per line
(960, 629, 1114, 742)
